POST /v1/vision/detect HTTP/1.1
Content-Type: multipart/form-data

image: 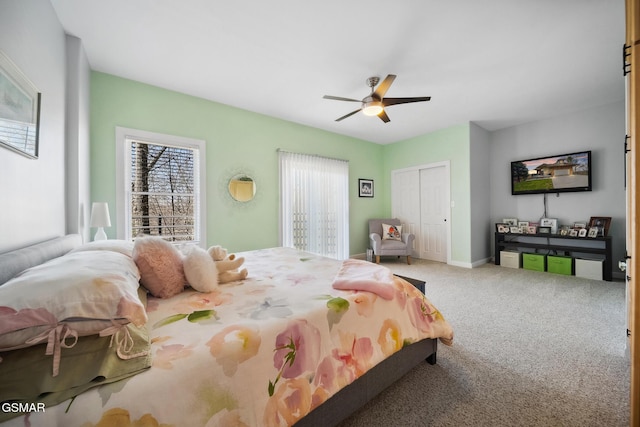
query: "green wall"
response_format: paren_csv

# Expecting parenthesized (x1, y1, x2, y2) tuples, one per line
(90, 72, 387, 255)
(381, 125, 472, 264)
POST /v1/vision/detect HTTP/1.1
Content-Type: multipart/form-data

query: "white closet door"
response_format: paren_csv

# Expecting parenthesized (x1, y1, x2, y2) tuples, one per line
(419, 165, 448, 262)
(391, 169, 420, 257)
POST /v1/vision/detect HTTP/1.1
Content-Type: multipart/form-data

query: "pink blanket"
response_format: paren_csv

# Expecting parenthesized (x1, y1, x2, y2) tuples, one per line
(332, 259, 395, 300)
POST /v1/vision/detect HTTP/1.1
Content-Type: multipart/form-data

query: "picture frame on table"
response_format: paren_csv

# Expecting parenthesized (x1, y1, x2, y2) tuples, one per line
(569, 229, 579, 237)
(538, 226, 552, 234)
(587, 227, 599, 238)
(527, 225, 537, 234)
(578, 228, 588, 238)
(502, 218, 518, 226)
(0, 50, 40, 159)
(496, 223, 510, 233)
(540, 218, 558, 234)
(358, 179, 374, 198)
(588, 216, 611, 237)
(559, 225, 571, 236)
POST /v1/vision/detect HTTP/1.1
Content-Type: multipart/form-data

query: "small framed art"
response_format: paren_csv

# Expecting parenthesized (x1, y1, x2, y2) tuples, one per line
(588, 216, 611, 237)
(540, 218, 558, 234)
(538, 226, 552, 234)
(0, 50, 40, 159)
(502, 218, 518, 226)
(358, 179, 374, 197)
(496, 223, 509, 233)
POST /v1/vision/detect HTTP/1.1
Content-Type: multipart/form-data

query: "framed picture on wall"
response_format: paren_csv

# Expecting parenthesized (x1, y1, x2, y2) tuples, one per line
(358, 179, 374, 198)
(0, 50, 40, 159)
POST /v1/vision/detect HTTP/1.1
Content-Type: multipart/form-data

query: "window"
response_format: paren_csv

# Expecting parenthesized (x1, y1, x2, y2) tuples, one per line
(278, 150, 349, 260)
(116, 127, 206, 245)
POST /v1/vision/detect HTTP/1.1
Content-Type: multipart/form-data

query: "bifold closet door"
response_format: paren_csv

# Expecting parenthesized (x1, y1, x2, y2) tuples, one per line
(391, 169, 420, 259)
(392, 164, 449, 263)
(419, 166, 448, 263)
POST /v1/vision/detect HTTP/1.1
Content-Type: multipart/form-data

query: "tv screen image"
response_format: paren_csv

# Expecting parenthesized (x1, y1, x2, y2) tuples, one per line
(511, 150, 592, 195)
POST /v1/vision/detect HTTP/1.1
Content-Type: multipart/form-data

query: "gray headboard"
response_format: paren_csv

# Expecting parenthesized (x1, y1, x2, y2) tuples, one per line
(0, 234, 82, 285)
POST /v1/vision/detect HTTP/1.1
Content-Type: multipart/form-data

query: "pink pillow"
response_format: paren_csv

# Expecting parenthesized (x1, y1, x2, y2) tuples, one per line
(132, 236, 186, 298)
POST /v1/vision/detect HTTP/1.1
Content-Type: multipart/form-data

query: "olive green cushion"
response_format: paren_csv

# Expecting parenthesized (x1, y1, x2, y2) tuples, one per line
(0, 321, 151, 422)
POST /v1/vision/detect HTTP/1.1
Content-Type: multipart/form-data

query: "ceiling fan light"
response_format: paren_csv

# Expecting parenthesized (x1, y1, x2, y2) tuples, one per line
(362, 101, 383, 116)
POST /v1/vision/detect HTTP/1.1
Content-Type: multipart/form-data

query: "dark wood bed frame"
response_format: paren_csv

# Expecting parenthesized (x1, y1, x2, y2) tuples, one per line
(0, 235, 438, 427)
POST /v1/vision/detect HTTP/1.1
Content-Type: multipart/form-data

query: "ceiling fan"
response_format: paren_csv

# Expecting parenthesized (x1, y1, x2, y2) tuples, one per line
(323, 74, 431, 123)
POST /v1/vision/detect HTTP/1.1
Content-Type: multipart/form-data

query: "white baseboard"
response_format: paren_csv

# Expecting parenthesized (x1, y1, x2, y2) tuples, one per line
(448, 257, 490, 269)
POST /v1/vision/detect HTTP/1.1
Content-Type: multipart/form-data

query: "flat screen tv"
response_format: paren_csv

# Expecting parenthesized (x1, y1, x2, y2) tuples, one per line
(511, 150, 592, 195)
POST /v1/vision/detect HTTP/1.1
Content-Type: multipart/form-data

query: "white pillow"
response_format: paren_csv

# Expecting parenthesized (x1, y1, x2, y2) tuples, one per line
(0, 250, 147, 351)
(382, 223, 402, 241)
(69, 239, 135, 258)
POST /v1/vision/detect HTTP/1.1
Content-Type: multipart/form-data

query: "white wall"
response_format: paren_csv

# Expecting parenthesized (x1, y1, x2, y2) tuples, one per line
(65, 35, 91, 243)
(489, 101, 626, 277)
(0, 0, 91, 252)
(0, 0, 67, 252)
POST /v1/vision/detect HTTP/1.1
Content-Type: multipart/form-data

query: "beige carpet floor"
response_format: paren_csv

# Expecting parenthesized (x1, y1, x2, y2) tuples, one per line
(338, 258, 630, 427)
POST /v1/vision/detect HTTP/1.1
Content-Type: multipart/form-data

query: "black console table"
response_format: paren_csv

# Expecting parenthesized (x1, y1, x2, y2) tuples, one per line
(494, 232, 613, 281)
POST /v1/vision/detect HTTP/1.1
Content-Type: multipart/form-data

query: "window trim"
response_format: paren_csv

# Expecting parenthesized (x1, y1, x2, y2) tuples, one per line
(115, 127, 206, 246)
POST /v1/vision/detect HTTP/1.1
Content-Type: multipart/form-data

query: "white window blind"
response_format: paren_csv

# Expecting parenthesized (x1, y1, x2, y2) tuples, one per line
(116, 127, 206, 245)
(278, 150, 349, 260)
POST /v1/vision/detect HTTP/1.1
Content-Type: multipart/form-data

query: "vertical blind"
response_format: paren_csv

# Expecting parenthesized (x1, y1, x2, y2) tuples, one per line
(278, 150, 349, 260)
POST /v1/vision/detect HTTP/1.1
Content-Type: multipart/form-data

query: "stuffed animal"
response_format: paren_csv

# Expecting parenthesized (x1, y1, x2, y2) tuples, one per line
(207, 245, 248, 284)
(183, 246, 219, 293)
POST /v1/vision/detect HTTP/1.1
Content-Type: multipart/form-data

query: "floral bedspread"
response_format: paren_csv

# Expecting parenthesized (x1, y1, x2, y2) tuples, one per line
(2, 247, 453, 427)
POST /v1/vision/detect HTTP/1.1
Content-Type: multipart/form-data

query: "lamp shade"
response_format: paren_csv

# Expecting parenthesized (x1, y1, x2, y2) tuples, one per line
(90, 202, 111, 228)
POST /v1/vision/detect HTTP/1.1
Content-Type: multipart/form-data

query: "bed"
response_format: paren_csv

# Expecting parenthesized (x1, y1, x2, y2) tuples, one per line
(0, 235, 453, 427)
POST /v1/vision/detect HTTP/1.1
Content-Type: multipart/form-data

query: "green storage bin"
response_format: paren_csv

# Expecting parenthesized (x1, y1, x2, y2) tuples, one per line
(547, 255, 573, 275)
(522, 253, 546, 272)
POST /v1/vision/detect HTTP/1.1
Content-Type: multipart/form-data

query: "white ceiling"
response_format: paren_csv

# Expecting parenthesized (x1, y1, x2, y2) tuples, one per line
(50, 0, 625, 144)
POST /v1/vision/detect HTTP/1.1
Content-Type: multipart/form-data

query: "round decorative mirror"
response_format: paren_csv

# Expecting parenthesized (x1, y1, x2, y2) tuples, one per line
(228, 175, 256, 202)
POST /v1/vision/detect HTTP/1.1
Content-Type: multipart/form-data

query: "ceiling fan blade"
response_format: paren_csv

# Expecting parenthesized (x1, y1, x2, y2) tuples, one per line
(373, 74, 397, 99)
(335, 108, 362, 122)
(378, 110, 390, 123)
(382, 96, 431, 107)
(323, 95, 362, 102)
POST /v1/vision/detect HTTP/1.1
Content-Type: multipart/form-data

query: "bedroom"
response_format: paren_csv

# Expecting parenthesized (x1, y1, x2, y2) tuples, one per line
(0, 0, 635, 426)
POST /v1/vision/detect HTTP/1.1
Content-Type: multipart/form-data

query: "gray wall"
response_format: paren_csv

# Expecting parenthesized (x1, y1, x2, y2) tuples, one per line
(489, 101, 626, 277)
(470, 123, 492, 265)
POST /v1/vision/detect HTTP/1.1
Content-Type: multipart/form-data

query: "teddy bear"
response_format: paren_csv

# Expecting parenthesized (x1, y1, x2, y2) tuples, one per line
(207, 245, 248, 284)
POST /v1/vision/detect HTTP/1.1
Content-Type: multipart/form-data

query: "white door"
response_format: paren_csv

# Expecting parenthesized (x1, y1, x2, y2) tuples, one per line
(391, 169, 420, 257)
(419, 165, 448, 262)
(391, 162, 450, 263)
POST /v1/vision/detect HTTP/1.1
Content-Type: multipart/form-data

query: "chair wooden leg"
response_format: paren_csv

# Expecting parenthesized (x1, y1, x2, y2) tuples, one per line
(375, 255, 380, 264)
(407, 255, 412, 265)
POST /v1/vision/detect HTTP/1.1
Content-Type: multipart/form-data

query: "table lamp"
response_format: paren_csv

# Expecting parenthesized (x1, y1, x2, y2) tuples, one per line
(90, 202, 111, 241)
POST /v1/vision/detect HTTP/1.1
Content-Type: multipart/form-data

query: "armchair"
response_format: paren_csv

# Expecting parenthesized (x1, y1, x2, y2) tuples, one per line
(368, 218, 415, 264)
